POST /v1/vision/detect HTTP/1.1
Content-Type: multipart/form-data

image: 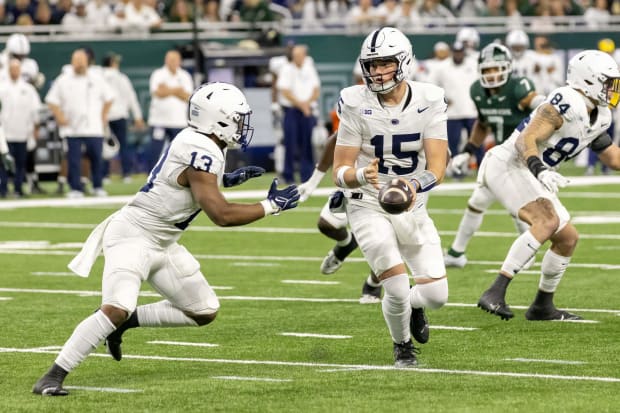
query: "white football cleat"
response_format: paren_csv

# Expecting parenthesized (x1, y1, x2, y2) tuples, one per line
(444, 253, 467, 268)
(320, 250, 343, 275)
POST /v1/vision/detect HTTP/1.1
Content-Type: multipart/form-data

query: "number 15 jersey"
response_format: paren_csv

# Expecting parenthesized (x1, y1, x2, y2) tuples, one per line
(336, 81, 448, 207)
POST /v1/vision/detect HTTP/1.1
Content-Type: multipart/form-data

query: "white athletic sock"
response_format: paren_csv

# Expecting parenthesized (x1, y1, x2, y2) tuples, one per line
(451, 209, 484, 253)
(336, 230, 352, 246)
(500, 230, 541, 277)
(539, 249, 571, 292)
(410, 278, 449, 310)
(136, 300, 199, 327)
(512, 215, 529, 234)
(381, 274, 411, 344)
(55, 310, 116, 372)
(366, 273, 382, 288)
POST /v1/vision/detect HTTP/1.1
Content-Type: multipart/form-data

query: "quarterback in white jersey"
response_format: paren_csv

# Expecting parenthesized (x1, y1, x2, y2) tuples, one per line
(476, 50, 620, 321)
(333, 27, 449, 367)
(33, 82, 300, 396)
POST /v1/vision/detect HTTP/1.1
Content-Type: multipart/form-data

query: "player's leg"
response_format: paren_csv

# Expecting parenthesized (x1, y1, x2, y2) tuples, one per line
(348, 205, 417, 367)
(360, 271, 382, 304)
(525, 222, 581, 320)
(400, 212, 448, 344)
(445, 185, 495, 268)
(318, 198, 357, 274)
(33, 220, 147, 396)
(85, 137, 106, 196)
(66, 137, 83, 196)
(476, 154, 557, 319)
(147, 127, 166, 171)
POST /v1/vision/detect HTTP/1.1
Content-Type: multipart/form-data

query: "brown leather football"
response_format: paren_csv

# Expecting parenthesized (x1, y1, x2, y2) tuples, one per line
(378, 178, 414, 214)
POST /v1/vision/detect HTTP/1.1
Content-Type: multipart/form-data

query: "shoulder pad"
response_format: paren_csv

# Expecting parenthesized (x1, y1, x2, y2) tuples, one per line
(339, 85, 366, 108)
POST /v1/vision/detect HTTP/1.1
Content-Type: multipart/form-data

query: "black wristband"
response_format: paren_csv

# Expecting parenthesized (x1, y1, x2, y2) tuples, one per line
(463, 142, 479, 155)
(526, 156, 547, 178)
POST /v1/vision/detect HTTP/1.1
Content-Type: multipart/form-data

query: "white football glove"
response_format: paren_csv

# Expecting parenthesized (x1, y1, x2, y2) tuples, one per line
(297, 169, 325, 202)
(538, 170, 569, 193)
(449, 152, 471, 175)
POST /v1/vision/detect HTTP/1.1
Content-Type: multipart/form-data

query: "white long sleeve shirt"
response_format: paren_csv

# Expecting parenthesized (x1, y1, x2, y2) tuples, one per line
(103, 67, 143, 121)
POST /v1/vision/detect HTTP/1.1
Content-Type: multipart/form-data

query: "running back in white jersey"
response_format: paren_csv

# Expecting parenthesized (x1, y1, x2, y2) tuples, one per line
(497, 86, 612, 169)
(336, 80, 448, 206)
(125, 127, 226, 243)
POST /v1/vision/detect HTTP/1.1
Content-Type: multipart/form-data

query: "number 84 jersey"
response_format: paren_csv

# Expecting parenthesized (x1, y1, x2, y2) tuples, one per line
(336, 81, 448, 200)
(500, 86, 612, 169)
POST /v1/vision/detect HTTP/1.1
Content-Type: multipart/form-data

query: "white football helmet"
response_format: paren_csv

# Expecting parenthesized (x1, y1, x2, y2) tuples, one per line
(567, 50, 620, 108)
(187, 82, 254, 149)
(359, 27, 413, 94)
(6, 33, 30, 58)
(505, 29, 529, 58)
(478, 43, 513, 89)
(456, 27, 480, 50)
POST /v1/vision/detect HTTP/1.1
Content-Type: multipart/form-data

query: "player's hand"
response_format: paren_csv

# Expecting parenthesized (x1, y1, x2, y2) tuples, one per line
(538, 170, 569, 193)
(364, 158, 380, 189)
(448, 152, 471, 175)
(267, 178, 300, 212)
(223, 166, 265, 188)
(1, 152, 15, 174)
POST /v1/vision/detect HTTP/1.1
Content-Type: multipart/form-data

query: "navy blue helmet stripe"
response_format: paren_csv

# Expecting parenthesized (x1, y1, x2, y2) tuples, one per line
(370, 28, 382, 53)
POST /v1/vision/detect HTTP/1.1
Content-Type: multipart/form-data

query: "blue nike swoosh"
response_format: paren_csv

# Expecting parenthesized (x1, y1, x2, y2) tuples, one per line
(417, 106, 429, 113)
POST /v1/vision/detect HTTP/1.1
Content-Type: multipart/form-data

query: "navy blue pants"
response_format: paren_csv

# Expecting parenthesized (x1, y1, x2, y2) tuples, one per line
(67, 137, 104, 191)
(109, 118, 132, 177)
(0, 141, 27, 195)
(282, 107, 315, 183)
(147, 127, 182, 171)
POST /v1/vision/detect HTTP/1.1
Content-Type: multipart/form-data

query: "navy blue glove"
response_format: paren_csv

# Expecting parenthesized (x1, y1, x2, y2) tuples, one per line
(223, 166, 265, 188)
(265, 178, 300, 213)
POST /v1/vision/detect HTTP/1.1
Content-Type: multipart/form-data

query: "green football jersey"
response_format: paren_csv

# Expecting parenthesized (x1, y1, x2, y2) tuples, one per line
(470, 76, 536, 144)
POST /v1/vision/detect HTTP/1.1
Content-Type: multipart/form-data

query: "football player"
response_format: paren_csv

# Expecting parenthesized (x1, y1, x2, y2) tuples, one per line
(332, 27, 449, 367)
(32, 82, 300, 396)
(297, 133, 383, 304)
(444, 43, 545, 268)
(476, 50, 620, 320)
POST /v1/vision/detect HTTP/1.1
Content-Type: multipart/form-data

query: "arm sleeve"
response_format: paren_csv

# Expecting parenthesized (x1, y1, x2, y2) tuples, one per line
(335, 98, 362, 147)
(45, 78, 61, 106)
(424, 96, 449, 140)
(124, 74, 143, 120)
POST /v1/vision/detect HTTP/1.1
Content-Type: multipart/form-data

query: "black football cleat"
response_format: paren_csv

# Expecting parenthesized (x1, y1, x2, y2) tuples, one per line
(525, 306, 583, 321)
(359, 280, 382, 304)
(478, 290, 514, 320)
(105, 330, 123, 361)
(410, 307, 429, 344)
(393, 340, 419, 368)
(32, 364, 69, 396)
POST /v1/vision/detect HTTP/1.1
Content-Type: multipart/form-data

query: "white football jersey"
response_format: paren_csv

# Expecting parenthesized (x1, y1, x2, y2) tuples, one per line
(336, 81, 448, 207)
(496, 86, 612, 170)
(123, 127, 225, 244)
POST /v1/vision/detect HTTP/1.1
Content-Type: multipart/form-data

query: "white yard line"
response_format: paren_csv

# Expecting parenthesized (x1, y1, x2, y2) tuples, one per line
(0, 287, 617, 315)
(31, 272, 75, 277)
(0, 297, 12, 301)
(281, 280, 340, 285)
(2, 347, 619, 383)
(211, 376, 292, 382)
(431, 325, 478, 331)
(148, 340, 219, 348)
(280, 332, 352, 339)
(505, 358, 586, 365)
(231, 262, 281, 267)
(64, 386, 143, 393)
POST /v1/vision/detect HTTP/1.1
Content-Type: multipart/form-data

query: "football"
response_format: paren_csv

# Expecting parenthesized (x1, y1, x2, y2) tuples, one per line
(378, 178, 415, 214)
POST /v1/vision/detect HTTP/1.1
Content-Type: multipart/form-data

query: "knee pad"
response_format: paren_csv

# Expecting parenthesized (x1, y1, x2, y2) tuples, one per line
(410, 278, 448, 310)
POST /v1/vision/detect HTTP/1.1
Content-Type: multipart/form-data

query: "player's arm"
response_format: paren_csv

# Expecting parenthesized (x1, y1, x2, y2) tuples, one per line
(516, 103, 563, 160)
(182, 167, 298, 226)
(297, 133, 337, 202)
(593, 133, 620, 170)
(410, 137, 448, 192)
(518, 91, 545, 111)
(517, 103, 568, 193)
(332, 144, 379, 189)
